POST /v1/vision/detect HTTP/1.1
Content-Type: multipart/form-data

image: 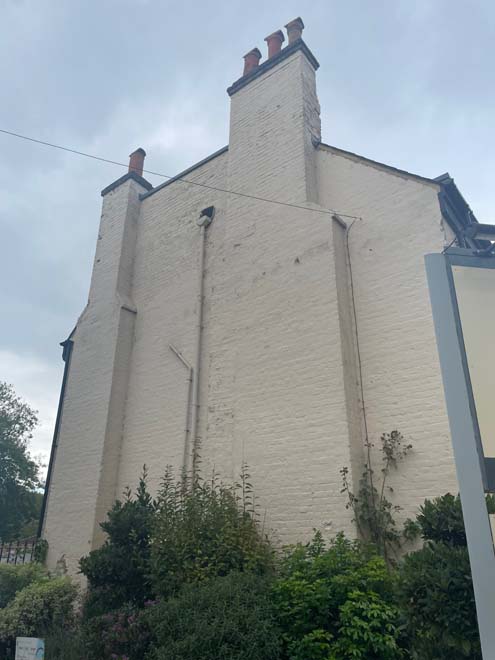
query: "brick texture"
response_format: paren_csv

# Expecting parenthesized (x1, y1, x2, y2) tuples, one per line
(44, 44, 457, 574)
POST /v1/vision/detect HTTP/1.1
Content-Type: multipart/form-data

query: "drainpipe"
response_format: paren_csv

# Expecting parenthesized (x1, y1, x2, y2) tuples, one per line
(190, 206, 215, 478)
(169, 345, 193, 476)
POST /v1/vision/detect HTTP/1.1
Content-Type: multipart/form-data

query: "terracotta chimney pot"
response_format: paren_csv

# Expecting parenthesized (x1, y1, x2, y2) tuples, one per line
(128, 148, 146, 177)
(285, 17, 304, 44)
(243, 48, 262, 76)
(264, 30, 285, 58)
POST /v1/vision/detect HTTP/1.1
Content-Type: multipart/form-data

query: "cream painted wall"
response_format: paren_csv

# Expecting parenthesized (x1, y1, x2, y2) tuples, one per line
(44, 42, 460, 573)
(317, 146, 458, 522)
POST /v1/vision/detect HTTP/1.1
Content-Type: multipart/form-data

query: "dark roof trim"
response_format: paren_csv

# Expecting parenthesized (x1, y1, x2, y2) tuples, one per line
(435, 173, 483, 249)
(37, 337, 74, 538)
(227, 38, 319, 97)
(101, 171, 152, 197)
(140, 145, 229, 201)
(317, 142, 439, 187)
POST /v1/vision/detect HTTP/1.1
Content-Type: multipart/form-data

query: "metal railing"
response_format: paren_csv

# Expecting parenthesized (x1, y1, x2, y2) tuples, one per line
(0, 537, 38, 565)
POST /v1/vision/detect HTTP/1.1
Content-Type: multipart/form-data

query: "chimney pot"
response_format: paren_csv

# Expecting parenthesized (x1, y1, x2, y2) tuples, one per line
(128, 148, 146, 177)
(264, 30, 285, 58)
(243, 48, 262, 76)
(284, 17, 304, 44)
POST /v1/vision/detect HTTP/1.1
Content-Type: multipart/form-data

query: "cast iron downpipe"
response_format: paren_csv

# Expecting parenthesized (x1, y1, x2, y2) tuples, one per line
(190, 206, 215, 477)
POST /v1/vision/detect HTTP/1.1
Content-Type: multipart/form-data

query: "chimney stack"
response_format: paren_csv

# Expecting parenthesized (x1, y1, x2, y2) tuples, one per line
(128, 148, 146, 177)
(264, 30, 285, 58)
(285, 17, 304, 44)
(243, 48, 262, 76)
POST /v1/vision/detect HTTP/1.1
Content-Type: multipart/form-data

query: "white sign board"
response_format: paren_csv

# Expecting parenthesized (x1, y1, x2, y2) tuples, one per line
(425, 249, 495, 659)
(451, 264, 495, 464)
(15, 637, 45, 660)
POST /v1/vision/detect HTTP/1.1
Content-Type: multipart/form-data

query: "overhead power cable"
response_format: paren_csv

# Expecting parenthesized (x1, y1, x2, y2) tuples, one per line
(0, 128, 362, 220)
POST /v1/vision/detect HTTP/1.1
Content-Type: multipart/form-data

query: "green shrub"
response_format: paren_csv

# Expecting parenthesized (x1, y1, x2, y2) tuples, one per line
(272, 532, 402, 660)
(408, 492, 495, 547)
(81, 602, 154, 660)
(0, 563, 45, 608)
(44, 626, 84, 660)
(0, 576, 78, 641)
(400, 541, 480, 659)
(150, 469, 274, 598)
(330, 590, 403, 659)
(80, 469, 156, 616)
(145, 571, 281, 660)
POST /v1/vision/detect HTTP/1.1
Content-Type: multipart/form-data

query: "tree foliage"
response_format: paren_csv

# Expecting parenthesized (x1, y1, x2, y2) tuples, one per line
(0, 382, 42, 540)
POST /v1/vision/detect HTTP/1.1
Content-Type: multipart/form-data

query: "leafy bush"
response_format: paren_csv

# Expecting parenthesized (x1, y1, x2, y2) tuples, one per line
(400, 493, 486, 659)
(145, 571, 281, 660)
(150, 468, 274, 598)
(0, 563, 45, 608)
(341, 431, 412, 564)
(81, 602, 154, 660)
(0, 576, 78, 641)
(406, 492, 495, 547)
(80, 469, 156, 616)
(44, 627, 85, 660)
(272, 532, 402, 660)
(400, 541, 480, 659)
(330, 590, 403, 660)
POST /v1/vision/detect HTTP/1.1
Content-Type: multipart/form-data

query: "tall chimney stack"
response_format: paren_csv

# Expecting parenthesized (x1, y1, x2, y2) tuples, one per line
(128, 148, 146, 177)
(264, 30, 285, 58)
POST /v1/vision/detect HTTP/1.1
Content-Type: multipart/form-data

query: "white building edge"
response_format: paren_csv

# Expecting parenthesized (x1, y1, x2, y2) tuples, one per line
(40, 18, 483, 576)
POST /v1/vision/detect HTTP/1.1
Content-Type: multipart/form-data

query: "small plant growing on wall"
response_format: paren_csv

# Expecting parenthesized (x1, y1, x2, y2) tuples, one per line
(340, 430, 412, 564)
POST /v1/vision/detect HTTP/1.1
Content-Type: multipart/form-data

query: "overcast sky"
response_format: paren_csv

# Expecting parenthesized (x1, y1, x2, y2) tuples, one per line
(1, 0, 494, 469)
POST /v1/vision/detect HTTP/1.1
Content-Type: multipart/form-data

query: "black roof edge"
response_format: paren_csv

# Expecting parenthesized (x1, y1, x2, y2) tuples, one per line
(227, 38, 319, 97)
(37, 335, 74, 538)
(434, 173, 486, 249)
(140, 145, 229, 201)
(101, 171, 153, 197)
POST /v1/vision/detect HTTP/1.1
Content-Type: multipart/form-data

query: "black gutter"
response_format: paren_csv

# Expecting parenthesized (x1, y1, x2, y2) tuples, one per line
(37, 338, 74, 538)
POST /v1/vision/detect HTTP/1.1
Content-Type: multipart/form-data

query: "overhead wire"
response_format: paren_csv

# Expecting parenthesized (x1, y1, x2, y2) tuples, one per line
(0, 128, 362, 220)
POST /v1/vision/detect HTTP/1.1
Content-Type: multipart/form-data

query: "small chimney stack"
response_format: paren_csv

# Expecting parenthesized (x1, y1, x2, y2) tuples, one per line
(128, 148, 146, 177)
(243, 48, 262, 76)
(264, 30, 285, 58)
(285, 17, 304, 44)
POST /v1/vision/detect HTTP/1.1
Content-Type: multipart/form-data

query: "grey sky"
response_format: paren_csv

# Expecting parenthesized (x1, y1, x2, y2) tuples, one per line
(1, 0, 494, 466)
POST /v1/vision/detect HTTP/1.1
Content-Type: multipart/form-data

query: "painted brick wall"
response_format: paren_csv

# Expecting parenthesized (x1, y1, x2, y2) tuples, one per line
(44, 42, 459, 573)
(42, 177, 147, 577)
(316, 146, 458, 523)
